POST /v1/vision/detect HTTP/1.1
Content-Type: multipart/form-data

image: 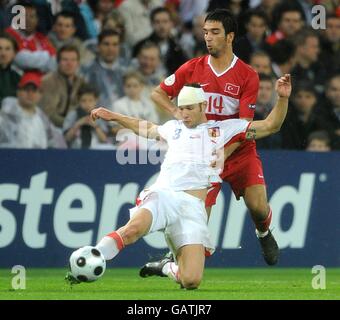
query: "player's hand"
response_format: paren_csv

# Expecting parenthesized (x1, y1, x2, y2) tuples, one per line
(275, 74, 292, 99)
(91, 107, 115, 122)
(172, 108, 183, 120)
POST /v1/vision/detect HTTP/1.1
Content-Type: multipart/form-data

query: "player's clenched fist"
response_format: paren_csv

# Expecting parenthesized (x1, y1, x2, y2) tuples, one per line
(275, 74, 292, 99)
(91, 107, 115, 122)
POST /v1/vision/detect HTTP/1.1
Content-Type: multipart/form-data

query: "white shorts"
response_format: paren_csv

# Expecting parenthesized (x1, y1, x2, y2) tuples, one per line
(129, 188, 215, 257)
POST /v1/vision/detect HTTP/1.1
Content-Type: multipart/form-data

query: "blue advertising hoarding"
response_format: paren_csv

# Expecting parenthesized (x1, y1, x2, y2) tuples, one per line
(0, 149, 339, 268)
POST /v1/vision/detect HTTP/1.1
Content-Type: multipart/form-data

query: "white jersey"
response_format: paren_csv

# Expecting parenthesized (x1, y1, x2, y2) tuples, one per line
(153, 119, 249, 191)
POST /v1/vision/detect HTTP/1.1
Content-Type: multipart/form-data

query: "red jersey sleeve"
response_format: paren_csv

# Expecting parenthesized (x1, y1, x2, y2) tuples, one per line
(239, 71, 259, 119)
(159, 59, 197, 98)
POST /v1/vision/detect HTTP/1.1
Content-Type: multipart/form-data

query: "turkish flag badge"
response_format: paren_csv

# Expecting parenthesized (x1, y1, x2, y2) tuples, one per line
(224, 83, 240, 95)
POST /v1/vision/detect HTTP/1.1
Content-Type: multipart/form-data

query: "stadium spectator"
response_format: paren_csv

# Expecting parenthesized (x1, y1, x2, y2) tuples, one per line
(5, 1, 56, 74)
(111, 71, 160, 149)
(83, 10, 131, 66)
(63, 85, 108, 149)
(133, 6, 188, 74)
(131, 41, 165, 88)
(87, 0, 116, 35)
(234, 9, 268, 63)
(48, 11, 93, 65)
(320, 74, 340, 149)
(306, 130, 331, 152)
(40, 45, 87, 128)
(266, 1, 305, 45)
(178, 0, 209, 26)
(179, 14, 207, 59)
(291, 28, 326, 94)
(319, 14, 340, 75)
(269, 39, 296, 78)
(81, 29, 125, 108)
(281, 83, 328, 149)
(112, 71, 159, 122)
(0, 0, 11, 30)
(249, 51, 273, 76)
(254, 73, 282, 149)
(118, 0, 164, 47)
(0, 32, 21, 106)
(0, 72, 66, 148)
(254, 0, 280, 30)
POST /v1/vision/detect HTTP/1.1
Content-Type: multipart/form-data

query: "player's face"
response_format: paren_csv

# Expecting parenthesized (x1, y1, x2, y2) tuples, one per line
(203, 21, 233, 57)
(179, 103, 205, 128)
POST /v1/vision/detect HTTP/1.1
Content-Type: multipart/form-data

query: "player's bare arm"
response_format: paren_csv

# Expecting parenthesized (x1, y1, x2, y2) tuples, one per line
(246, 74, 292, 140)
(151, 86, 182, 120)
(91, 107, 160, 140)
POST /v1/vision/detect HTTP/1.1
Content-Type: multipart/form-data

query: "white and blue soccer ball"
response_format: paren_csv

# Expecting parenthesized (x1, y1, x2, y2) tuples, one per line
(69, 246, 106, 283)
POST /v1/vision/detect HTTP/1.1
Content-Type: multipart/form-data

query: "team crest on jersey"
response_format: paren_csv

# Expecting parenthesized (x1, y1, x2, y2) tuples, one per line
(164, 74, 176, 86)
(224, 83, 240, 95)
(248, 104, 256, 109)
(208, 127, 220, 138)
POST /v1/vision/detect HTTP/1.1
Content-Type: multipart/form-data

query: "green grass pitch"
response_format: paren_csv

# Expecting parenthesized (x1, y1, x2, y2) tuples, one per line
(0, 268, 339, 300)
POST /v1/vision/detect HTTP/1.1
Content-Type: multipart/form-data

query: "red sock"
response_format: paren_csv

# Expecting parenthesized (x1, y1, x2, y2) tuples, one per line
(107, 231, 125, 250)
(255, 208, 272, 232)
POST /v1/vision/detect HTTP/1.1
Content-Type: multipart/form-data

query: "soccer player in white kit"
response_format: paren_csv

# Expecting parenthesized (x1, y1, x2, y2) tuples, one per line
(71, 75, 291, 289)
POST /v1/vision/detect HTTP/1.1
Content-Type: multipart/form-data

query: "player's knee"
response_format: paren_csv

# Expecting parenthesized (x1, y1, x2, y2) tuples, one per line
(180, 274, 202, 290)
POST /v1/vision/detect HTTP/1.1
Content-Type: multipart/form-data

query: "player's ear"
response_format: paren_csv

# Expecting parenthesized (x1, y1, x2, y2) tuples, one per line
(226, 32, 234, 44)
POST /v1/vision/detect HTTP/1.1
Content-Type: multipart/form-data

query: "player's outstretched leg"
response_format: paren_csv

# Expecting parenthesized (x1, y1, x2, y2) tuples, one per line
(67, 208, 152, 284)
(244, 185, 279, 265)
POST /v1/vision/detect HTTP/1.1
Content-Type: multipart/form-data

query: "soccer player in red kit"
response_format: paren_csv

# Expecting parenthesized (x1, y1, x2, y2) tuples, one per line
(140, 9, 279, 277)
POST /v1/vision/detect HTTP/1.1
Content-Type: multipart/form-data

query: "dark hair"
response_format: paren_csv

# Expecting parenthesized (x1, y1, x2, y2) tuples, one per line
(54, 11, 76, 25)
(273, 1, 305, 30)
(307, 130, 330, 146)
(57, 44, 80, 62)
(269, 39, 296, 65)
(150, 7, 172, 23)
(245, 9, 268, 26)
(0, 32, 19, 52)
(78, 84, 99, 99)
(98, 29, 121, 44)
(205, 9, 238, 36)
(292, 27, 319, 47)
(325, 73, 340, 90)
(136, 41, 161, 56)
(293, 81, 317, 97)
(16, 0, 36, 10)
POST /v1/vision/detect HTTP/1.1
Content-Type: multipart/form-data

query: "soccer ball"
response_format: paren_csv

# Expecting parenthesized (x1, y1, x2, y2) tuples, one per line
(69, 246, 106, 283)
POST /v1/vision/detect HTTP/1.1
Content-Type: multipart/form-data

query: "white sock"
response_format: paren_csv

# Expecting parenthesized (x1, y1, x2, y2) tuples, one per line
(162, 262, 180, 283)
(256, 229, 269, 238)
(96, 236, 122, 260)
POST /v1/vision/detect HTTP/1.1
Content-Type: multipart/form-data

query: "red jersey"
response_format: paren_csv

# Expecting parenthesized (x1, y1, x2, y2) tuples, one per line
(160, 54, 259, 157)
(6, 27, 56, 56)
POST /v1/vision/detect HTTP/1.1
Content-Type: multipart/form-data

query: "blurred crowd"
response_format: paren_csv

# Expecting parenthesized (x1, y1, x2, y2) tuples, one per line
(0, 0, 339, 151)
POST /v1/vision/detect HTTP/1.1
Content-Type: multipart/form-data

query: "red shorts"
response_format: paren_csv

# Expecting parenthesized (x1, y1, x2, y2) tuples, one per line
(206, 143, 266, 207)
